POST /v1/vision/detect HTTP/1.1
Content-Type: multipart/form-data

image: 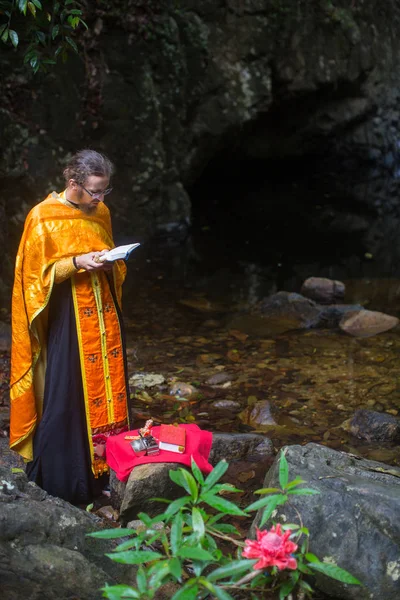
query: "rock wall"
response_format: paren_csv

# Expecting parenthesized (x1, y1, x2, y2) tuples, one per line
(1, 0, 400, 290)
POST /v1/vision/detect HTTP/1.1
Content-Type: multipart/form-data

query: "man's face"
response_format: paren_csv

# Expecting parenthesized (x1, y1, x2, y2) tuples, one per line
(70, 175, 111, 213)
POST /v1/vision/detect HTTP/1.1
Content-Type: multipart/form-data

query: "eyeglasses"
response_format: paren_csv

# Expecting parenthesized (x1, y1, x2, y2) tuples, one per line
(76, 182, 113, 200)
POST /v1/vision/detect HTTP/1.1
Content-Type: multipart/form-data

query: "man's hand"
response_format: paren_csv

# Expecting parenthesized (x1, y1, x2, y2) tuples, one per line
(75, 251, 113, 272)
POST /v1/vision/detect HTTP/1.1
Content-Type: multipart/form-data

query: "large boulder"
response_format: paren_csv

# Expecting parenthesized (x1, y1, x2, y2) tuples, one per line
(251, 443, 400, 600)
(0, 467, 136, 600)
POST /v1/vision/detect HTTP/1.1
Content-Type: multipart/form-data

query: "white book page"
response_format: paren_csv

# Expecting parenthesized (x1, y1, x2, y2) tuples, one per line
(159, 441, 185, 453)
(100, 243, 140, 262)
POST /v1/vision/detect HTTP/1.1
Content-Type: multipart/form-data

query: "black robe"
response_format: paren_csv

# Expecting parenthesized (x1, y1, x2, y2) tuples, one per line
(26, 277, 128, 505)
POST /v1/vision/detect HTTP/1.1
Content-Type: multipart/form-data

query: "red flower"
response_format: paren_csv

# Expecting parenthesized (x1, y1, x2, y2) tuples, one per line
(242, 524, 298, 571)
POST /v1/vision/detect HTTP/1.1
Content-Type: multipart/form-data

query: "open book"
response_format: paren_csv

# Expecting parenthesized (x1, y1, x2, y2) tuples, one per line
(99, 243, 140, 262)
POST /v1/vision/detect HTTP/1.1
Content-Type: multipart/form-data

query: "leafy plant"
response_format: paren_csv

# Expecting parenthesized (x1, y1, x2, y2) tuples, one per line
(88, 451, 362, 599)
(0, 0, 87, 72)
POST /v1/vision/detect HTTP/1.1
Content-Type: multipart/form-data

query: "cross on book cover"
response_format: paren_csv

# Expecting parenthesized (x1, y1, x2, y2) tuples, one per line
(158, 424, 186, 453)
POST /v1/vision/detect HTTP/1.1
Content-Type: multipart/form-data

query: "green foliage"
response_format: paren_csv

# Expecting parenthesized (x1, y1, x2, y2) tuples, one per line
(87, 451, 362, 599)
(0, 0, 87, 72)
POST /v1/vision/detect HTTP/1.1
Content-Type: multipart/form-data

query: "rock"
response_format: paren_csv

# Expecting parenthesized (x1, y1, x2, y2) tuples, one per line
(346, 409, 400, 443)
(317, 304, 365, 328)
(129, 372, 165, 388)
(339, 309, 399, 337)
(239, 401, 277, 428)
(251, 443, 400, 600)
(205, 372, 233, 386)
(211, 399, 241, 412)
(113, 463, 185, 525)
(110, 433, 275, 523)
(301, 277, 345, 304)
(169, 382, 197, 397)
(259, 291, 321, 329)
(0, 467, 136, 600)
(209, 432, 274, 465)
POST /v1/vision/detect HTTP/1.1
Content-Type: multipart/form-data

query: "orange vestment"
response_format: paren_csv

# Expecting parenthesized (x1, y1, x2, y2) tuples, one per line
(10, 191, 129, 476)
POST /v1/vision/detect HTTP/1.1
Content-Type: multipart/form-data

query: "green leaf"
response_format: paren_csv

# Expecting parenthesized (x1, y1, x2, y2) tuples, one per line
(105, 550, 163, 564)
(207, 560, 256, 582)
(246, 493, 286, 512)
(1, 27, 9, 43)
(171, 583, 198, 600)
(136, 567, 147, 595)
(209, 523, 241, 535)
(201, 492, 248, 516)
(191, 507, 205, 540)
(202, 460, 229, 492)
(181, 469, 199, 502)
(169, 468, 191, 492)
(210, 483, 242, 494)
(259, 494, 287, 527)
(51, 25, 59, 40)
(168, 557, 182, 580)
(170, 511, 183, 553)
(199, 578, 235, 600)
(114, 538, 141, 552)
(101, 584, 139, 599)
(87, 528, 135, 539)
(17, 0, 28, 14)
(148, 560, 171, 588)
(279, 451, 289, 489)
(279, 578, 295, 600)
(11, 467, 24, 474)
(308, 562, 362, 585)
(191, 457, 205, 485)
(281, 523, 300, 531)
(31, 0, 41, 8)
(287, 488, 319, 496)
(299, 579, 314, 593)
(297, 562, 313, 575)
(27, 1, 36, 16)
(305, 553, 320, 563)
(165, 495, 191, 516)
(285, 477, 306, 489)
(36, 30, 46, 45)
(177, 546, 214, 561)
(65, 35, 78, 53)
(254, 487, 281, 494)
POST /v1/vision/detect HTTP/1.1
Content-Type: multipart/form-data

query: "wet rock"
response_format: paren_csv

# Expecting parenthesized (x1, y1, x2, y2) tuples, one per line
(239, 400, 277, 428)
(301, 277, 345, 304)
(346, 409, 400, 443)
(211, 399, 241, 412)
(205, 372, 233, 386)
(259, 291, 321, 329)
(252, 443, 400, 600)
(129, 372, 165, 388)
(0, 467, 136, 600)
(209, 433, 274, 464)
(339, 309, 399, 338)
(169, 382, 197, 397)
(317, 304, 365, 328)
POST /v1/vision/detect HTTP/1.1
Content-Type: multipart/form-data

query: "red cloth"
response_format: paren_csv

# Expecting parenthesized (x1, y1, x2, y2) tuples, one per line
(106, 424, 213, 482)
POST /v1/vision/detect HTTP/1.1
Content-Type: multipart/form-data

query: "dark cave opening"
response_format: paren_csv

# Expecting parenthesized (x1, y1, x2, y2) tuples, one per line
(188, 153, 375, 273)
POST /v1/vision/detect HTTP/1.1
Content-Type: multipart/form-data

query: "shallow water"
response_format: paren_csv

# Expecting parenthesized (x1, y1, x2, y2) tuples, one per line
(123, 239, 400, 470)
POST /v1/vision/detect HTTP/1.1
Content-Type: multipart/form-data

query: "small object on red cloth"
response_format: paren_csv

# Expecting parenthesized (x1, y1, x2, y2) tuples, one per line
(106, 424, 213, 482)
(159, 424, 186, 453)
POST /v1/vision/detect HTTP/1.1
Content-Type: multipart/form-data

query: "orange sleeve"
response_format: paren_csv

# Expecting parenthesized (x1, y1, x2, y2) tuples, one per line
(54, 257, 77, 284)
